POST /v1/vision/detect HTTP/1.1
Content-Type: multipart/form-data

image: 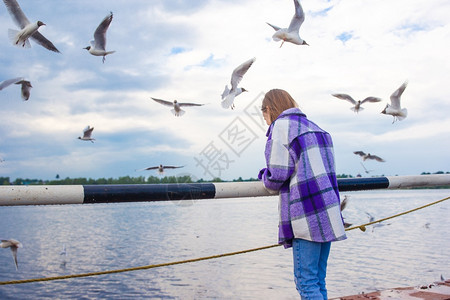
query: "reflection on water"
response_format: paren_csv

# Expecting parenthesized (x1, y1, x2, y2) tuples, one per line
(0, 189, 449, 299)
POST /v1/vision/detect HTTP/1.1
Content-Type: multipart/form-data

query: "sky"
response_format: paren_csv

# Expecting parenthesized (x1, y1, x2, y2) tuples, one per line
(0, 0, 449, 182)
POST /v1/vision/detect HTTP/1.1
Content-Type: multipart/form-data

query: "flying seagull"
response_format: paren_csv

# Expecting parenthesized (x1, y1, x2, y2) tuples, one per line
(365, 212, 390, 232)
(60, 244, 66, 256)
(0, 77, 32, 100)
(354, 151, 385, 162)
(332, 93, 381, 113)
(60, 243, 67, 268)
(221, 57, 255, 109)
(151, 98, 204, 117)
(15, 79, 32, 100)
(0, 77, 23, 91)
(78, 126, 95, 143)
(136, 164, 184, 174)
(266, 0, 308, 47)
(381, 81, 408, 123)
(2, 0, 60, 53)
(0, 239, 22, 270)
(340, 195, 352, 228)
(84, 12, 115, 63)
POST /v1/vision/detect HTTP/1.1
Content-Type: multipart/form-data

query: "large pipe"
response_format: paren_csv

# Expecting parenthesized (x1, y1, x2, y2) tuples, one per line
(0, 174, 449, 206)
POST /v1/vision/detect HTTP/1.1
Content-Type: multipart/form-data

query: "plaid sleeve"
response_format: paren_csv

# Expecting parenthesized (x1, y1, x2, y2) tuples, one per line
(260, 137, 295, 191)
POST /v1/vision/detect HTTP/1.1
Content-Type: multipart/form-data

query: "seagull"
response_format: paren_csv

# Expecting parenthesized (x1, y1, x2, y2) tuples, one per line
(15, 79, 32, 100)
(266, 0, 308, 47)
(365, 212, 390, 232)
(78, 126, 95, 143)
(60, 243, 66, 257)
(84, 12, 115, 63)
(2, 0, 60, 53)
(0, 77, 23, 91)
(354, 151, 385, 162)
(151, 98, 204, 117)
(59, 243, 67, 268)
(332, 93, 381, 113)
(136, 164, 184, 174)
(221, 57, 255, 109)
(340, 195, 352, 228)
(1, 239, 22, 270)
(381, 81, 408, 123)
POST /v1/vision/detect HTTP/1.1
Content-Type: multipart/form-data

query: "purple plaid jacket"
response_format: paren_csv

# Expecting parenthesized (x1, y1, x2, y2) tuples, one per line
(258, 108, 347, 248)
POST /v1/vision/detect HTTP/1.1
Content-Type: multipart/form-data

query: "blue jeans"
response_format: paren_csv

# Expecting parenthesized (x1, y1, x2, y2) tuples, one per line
(292, 239, 331, 300)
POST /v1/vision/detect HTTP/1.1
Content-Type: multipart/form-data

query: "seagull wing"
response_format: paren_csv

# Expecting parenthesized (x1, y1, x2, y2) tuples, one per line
(151, 97, 174, 107)
(16, 80, 32, 100)
(3, 0, 30, 28)
(390, 81, 408, 109)
(178, 102, 204, 107)
(93, 12, 113, 51)
(288, 0, 305, 32)
(0, 77, 23, 90)
(1, 240, 12, 247)
(10, 246, 19, 270)
(266, 22, 281, 31)
(353, 151, 366, 157)
(162, 165, 184, 169)
(365, 212, 375, 222)
(83, 126, 94, 138)
(221, 85, 230, 99)
(368, 154, 385, 162)
(143, 166, 159, 170)
(340, 195, 349, 211)
(332, 93, 356, 105)
(230, 57, 256, 91)
(360, 96, 382, 104)
(30, 32, 60, 53)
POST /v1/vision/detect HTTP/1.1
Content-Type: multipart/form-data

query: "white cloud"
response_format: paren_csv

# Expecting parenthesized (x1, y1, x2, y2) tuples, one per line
(0, 0, 449, 181)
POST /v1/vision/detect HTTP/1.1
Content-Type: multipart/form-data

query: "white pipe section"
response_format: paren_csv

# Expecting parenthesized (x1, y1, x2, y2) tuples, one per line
(0, 185, 84, 205)
(387, 174, 450, 189)
(214, 181, 276, 199)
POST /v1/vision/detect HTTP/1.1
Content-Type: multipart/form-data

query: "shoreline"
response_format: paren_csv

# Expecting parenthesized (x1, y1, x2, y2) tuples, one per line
(330, 279, 450, 300)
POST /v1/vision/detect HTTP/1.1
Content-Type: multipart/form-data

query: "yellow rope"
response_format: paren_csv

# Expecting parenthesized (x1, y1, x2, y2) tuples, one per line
(0, 244, 280, 285)
(0, 196, 448, 285)
(344, 195, 450, 232)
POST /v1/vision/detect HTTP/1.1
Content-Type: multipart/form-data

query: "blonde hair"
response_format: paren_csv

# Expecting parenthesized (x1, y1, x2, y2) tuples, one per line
(262, 89, 298, 123)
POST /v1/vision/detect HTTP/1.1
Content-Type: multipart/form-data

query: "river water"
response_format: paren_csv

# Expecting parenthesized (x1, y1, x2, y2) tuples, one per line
(0, 188, 449, 299)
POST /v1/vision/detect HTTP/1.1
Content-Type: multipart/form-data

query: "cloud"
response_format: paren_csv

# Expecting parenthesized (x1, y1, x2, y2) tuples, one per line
(1, 0, 449, 181)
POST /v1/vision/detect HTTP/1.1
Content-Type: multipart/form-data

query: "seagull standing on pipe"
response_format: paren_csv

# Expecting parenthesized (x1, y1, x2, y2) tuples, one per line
(381, 81, 408, 123)
(84, 12, 116, 63)
(2, 0, 60, 52)
(221, 57, 255, 110)
(266, 0, 308, 47)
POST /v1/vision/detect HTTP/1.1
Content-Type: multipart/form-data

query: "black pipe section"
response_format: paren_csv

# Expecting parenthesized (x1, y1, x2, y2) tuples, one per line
(83, 183, 216, 203)
(337, 177, 389, 192)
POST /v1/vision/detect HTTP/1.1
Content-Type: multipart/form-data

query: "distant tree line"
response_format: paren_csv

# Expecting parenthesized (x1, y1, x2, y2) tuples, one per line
(0, 171, 449, 186)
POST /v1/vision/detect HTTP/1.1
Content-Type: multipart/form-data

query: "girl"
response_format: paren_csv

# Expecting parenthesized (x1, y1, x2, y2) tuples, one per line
(258, 89, 347, 299)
